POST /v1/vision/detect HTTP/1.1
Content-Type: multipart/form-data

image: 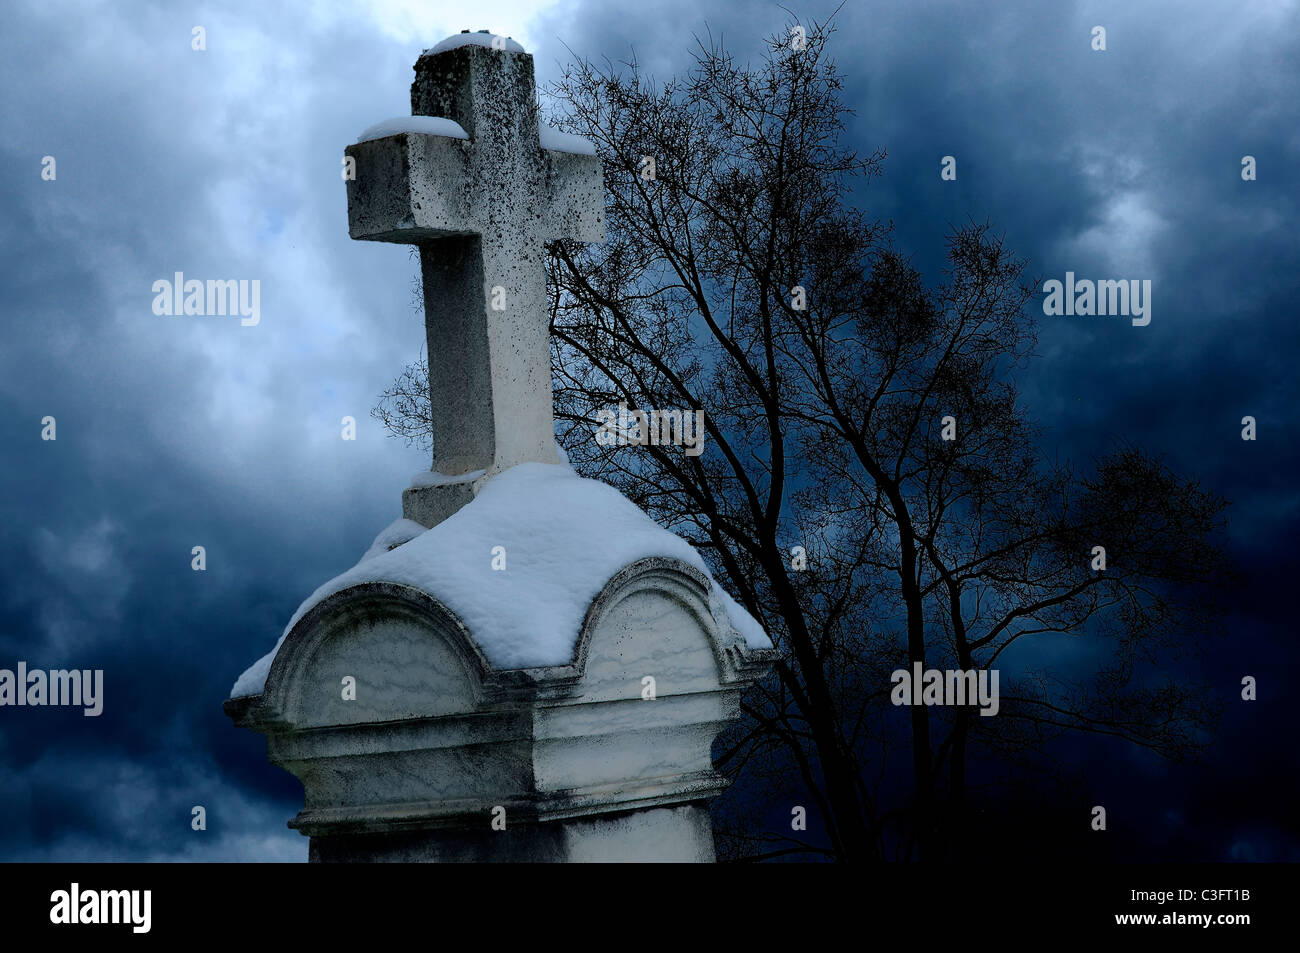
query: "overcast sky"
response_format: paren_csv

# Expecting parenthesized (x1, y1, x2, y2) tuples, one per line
(1, 0, 1296, 860)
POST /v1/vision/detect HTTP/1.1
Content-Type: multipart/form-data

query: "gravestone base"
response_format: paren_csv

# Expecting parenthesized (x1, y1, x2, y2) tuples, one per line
(225, 549, 775, 864)
(306, 803, 716, 863)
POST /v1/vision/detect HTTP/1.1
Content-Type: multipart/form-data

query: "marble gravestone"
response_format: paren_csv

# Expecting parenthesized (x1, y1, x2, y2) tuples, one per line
(224, 31, 776, 863)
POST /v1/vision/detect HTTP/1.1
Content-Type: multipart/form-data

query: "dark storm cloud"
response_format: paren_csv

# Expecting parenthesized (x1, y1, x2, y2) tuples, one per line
(1, 0, 1295, 859)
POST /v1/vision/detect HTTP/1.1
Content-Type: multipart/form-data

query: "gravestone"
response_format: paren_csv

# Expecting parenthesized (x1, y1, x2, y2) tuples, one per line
(224, 31, 776, 863)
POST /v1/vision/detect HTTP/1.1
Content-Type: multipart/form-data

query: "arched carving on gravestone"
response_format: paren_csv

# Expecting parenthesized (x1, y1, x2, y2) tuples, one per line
(259, 582, 492, 729)
(573, 557, 767, 695)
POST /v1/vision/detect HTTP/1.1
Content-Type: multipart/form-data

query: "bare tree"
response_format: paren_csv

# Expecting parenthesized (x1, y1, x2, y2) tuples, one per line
(374, 16, 1231, 861)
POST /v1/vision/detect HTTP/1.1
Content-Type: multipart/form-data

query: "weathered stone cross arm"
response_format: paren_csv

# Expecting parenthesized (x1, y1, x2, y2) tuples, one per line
(344, 122, 603, 247)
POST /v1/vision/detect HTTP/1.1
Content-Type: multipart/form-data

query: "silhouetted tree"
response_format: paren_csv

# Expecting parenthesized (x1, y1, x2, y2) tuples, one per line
(374, 16, 1230, 861)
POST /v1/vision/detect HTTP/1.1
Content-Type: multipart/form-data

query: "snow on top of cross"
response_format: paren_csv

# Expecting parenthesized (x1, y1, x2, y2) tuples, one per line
(356, 116, 469, 143)
(539, 125, 597, 156)
(355, 115, 594, 156)
(229, 461, 772, 698)
(427, 31, 525, 55)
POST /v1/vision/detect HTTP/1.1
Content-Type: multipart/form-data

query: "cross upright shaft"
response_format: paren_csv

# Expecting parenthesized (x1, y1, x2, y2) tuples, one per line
(345, 36, 604, 483)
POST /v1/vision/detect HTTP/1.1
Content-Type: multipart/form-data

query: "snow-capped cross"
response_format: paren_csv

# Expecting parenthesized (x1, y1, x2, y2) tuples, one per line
(345, 31, 605, 486)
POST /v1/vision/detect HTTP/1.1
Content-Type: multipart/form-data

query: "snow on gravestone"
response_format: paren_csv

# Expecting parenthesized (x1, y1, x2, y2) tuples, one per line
(224, 32, 776, 863)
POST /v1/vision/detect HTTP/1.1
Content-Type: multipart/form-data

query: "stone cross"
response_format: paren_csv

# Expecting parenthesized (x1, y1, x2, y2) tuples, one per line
(345, 32, 604, 505)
